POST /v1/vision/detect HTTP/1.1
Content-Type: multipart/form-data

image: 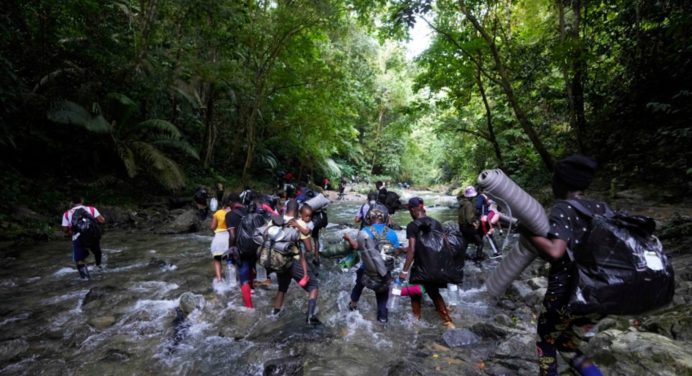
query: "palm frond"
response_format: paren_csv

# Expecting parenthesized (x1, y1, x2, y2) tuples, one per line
(130, 141, 186, 189)
(47, 100, 111, 134)
(254, 148, 278, 170)
(114, 142, 138, 177)
(130, 141, 167, 170)
(319, 157, 341, 176)
(150, 138, 200, 160)
(138, 119, 182, 139)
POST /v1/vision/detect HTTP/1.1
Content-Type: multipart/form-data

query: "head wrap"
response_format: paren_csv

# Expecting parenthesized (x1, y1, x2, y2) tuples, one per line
(553, 154, 598, 191)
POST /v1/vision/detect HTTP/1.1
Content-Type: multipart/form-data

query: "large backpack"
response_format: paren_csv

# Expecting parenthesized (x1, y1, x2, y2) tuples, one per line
(254, 220, 301, 271)
(409, 218, 466, 285)
(383, 191, 402, 214)
(357, 225, 396, 292)
(71, 207, 101, 245)
(565, 200, 675, 315)
(235, 210, 268, 259)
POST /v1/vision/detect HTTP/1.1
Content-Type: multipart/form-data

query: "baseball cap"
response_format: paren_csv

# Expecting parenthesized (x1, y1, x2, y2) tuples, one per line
(406, 197, 424, 209)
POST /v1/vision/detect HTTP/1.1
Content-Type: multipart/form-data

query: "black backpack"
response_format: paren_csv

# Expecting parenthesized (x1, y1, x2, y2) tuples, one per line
(71, 207, 101, 245)
(565, 200, 675, 315)
(383, 191, 401, 214)
(236, 210, 268, 259)
(409, 218, 466, 285)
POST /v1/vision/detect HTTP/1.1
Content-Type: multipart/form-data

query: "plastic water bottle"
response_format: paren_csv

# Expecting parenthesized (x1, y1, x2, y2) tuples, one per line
(226, 259, 238, 288)
(447, 283, 459, 306)
(388, 278, 402, 311)
(256, 264, 267, 281)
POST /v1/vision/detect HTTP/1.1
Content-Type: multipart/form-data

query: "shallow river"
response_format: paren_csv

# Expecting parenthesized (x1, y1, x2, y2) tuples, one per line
(0, 190, 522, 375)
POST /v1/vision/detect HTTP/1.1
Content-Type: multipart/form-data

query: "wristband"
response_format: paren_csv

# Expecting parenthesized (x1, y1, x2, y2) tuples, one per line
(401, 270, 409, 275)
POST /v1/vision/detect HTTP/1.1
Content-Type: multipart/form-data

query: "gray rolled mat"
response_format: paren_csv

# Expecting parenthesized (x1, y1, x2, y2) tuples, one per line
(477, 169, 549, 297)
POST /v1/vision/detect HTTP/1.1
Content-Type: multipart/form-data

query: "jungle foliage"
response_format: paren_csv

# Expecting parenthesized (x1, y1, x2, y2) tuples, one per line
(0, 0, 689, 210)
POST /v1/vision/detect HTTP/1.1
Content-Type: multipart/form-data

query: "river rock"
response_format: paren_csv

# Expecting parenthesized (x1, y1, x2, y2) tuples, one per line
(157, 209, 200, 234)
(179, 292, 204, 315)
(88, 315, 117, 330)
(494, 332, 534, 359)
(0, 338, 29, 362)
(586, 329, 692, 375)
(263, 355, 304, 376)
(442, 328, 481, 347)
(83, 285, 119, 306)
(641, 305, 692, 341)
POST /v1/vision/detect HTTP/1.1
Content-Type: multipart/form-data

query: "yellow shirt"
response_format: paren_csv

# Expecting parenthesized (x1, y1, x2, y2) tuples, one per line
(213, 209, 228, 233)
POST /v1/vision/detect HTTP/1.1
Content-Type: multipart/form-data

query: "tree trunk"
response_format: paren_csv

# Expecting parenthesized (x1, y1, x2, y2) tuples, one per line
(570, 0, 587, 153)
(475, 67, 504, 168)
(202, 84, 216, 168)
(370, 106, 386, 174)
(459, 1, 554, 171)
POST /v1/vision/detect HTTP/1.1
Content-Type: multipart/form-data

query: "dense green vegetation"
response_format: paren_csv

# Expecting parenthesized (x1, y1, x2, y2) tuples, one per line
(1, 0, 690, 215)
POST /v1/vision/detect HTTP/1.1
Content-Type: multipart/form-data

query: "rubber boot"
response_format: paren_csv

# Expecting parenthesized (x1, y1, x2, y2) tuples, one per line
(411, 299, 422, 320)
(77, 264, 90, 280)
(432, 294, 455, 329)
(241, 283, 253, 308)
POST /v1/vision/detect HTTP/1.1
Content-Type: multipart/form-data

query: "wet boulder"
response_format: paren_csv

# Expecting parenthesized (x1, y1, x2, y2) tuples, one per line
(442, 328, 481, 347)
(157, 209, 200, 234)
(586, 329, 692, 375)
(641, 305, 692, 341)
(83, 285, 119, 306)
(179, 292, 204, 315)
(0, 338, 29, 362)
(263, 356, 304, 376)
(88, 315, 116, 330)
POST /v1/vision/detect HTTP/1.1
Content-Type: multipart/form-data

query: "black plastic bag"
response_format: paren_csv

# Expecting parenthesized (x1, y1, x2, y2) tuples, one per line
(567, 200, 675, 315)
(410, 218, 467, 285)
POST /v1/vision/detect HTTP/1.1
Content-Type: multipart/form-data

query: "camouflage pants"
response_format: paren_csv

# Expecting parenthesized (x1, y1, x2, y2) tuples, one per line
(536, 286, 601, 376)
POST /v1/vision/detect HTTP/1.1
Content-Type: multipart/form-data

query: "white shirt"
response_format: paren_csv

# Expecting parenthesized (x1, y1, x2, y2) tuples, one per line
(62, 205, 100, 227)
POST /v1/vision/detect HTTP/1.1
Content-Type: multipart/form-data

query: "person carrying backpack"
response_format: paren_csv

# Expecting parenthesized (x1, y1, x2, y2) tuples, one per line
(226, 194, 268, 308)
(459, 186, 484, 265)
(264, 200, 320, 324)
(399, 197, 457, 329)
(62, 197, 106, 279)
(348, 204, 403, 324)
(525, 155, 607, 376)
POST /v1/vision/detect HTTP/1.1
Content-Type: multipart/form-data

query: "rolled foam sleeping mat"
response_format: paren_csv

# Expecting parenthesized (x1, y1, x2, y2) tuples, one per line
(477, 169, 550, 297)
(304, 193, 330, 212)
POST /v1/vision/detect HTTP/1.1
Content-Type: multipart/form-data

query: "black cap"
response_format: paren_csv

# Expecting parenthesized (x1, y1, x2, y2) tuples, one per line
(406, 197, 424, 209)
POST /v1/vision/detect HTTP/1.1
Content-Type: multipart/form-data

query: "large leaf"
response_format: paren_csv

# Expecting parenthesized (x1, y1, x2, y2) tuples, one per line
(47, 101, 111, 134)
(138, 119, 182, 139)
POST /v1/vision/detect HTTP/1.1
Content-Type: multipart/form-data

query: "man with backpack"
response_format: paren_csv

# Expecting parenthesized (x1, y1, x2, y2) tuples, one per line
(262, 200, 320, 324)
(399, 197, 459, 329)
(62, 197, 106, 279)
(348, 204, 403, 324)
(459, 186, 484, 265)
(524, 155, 606, 376)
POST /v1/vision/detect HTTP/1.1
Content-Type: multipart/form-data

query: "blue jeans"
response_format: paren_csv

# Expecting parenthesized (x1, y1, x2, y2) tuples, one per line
(350, 267, 389, 322)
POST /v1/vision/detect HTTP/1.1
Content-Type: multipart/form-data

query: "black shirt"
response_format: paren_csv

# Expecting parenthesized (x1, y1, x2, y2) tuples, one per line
(225, 208, 247, 230)
(406, 216, 443, 255)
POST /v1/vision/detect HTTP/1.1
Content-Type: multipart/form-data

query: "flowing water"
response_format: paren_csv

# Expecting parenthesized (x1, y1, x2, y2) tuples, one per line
(0, 190, 525, 375)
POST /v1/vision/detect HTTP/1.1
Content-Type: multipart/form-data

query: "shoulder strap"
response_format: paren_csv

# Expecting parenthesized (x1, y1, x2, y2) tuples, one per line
(566, 199, 614, 219)
(566, 199, 594, 219)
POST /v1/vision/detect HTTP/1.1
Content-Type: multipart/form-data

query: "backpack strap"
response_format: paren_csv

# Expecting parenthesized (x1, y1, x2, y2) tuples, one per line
(566, 199, 614, 219)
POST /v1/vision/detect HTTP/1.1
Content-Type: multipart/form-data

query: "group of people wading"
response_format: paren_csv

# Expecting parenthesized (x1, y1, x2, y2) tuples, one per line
(63, 156, 609, 376)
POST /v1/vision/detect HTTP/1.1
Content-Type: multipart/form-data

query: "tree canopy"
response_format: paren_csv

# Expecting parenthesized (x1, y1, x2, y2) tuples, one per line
(0, 0, 689, 206)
